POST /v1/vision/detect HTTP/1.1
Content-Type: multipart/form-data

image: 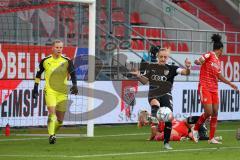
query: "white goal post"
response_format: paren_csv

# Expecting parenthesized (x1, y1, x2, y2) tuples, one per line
(58, 0, 96, 137)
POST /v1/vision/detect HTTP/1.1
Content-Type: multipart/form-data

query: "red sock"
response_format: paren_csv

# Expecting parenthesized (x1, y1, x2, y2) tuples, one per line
(209, 116, 217, 140)
(194, 113, 208, 131)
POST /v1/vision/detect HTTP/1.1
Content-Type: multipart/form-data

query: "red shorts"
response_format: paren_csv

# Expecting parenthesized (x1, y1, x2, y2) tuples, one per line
(172, 121, 189, 137)
(199, 85, 219, 105)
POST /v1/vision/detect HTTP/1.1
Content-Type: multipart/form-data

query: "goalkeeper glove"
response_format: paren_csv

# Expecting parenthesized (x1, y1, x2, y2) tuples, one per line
(70, 85, 78, 95)
(32, 83, 39, 99)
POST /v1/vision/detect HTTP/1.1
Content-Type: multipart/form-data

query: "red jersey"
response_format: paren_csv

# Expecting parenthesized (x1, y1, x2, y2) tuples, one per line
(157, 119, 188, 137)
(199, 51, 221, 92)
(172, 120, 189, 137)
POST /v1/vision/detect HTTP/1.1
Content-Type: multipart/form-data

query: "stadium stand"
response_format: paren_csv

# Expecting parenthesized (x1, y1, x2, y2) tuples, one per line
(178, 0, 240, 54)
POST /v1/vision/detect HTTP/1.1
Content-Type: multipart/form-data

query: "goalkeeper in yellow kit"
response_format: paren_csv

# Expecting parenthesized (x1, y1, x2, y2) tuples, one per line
(32, 40, 78, 144)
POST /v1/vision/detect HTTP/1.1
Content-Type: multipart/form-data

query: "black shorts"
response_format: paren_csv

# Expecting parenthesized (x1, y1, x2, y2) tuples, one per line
(148, 93, 173, 111)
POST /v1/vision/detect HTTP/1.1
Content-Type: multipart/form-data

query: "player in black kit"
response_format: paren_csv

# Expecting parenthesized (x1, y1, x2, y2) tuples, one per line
(132, 47, 191, 149)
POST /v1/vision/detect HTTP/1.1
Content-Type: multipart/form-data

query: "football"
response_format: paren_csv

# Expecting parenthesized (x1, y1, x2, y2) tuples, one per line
(156, 107, 173, 122)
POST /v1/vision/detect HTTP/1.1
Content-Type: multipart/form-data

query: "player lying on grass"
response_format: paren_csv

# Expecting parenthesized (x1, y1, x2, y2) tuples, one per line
(138, 110, 222, 141)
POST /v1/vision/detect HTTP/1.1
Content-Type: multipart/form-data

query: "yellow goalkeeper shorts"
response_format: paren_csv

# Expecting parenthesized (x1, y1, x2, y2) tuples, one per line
(44, 89, 68, 112)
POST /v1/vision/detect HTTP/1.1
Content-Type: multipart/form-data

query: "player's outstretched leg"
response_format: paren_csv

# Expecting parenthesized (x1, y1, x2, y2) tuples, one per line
(163, 122, 173, 150)
(192, 113, 209, 143)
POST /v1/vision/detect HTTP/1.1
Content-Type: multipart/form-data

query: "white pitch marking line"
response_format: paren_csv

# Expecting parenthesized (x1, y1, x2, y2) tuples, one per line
(0, 133, 149, 142)
(0, 146, 239, 159)
(0, 129, 235, 142)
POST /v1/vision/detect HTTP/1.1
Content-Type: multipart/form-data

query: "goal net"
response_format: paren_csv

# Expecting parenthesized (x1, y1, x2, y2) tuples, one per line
(0, 0, 95, 137)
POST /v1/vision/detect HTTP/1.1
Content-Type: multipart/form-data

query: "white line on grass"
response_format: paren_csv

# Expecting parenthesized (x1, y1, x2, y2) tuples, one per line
(218, 129, 235, 132)
(0, 133, 149, 142)
(0, 146, 239, 159)
(0, 129, 235, 142)
(95, 132, 149, 137)
(0, 137, 46, 142)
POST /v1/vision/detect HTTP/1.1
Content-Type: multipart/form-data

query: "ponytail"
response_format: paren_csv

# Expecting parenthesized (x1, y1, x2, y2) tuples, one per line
(211, 34, 223, 50)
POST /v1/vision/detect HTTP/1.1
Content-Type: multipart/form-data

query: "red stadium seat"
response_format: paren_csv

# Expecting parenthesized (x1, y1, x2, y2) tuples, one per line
(227, 44, 235, 53)
(151, 29, 161, 38)
(170, 42, 177, 51)
(82, 25, 89, 36)
(146, 41, 151, 50)
(99, 10, 107, 22)
(182, 42, 189, 52)
(99, 24, 107, 37)
(155, 41, 161, 46)
(132, 27, 145, 37)
(180, 2, 190, 12)
(150, 40, 156, 46)
(114, 26, 125, 37)
(237, 34, 240, 42)
(226, 33, 235, 41)
(151, 40, 161, 46)
(64, 8, 75, 21)
(101, 0, 107, 6)
(132, 40, 145, 50)
(136, 40, 144, 50)
(100, 38, 106, 50)
(101, 0, 118, 8)
(111, 0, 118, 8)
(68, 21, 75, 35)
(146, 28, 154, 38)
(131, 40, 138, 50)
(177, 43, 182, 52)
(130, 12, 147, 25)
(146, 28, 161, 38)
(112, 11, 125, 23)
(163, 42, 171, 48)
(161, 31, 167, 38)
(237, 44, 240, 54)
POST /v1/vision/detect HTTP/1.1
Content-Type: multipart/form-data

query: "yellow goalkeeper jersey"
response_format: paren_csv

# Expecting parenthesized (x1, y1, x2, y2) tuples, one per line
(35, 54, 76, 94)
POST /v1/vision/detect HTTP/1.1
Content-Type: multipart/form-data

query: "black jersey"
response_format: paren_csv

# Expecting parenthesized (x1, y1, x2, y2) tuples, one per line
(143, 63, 179, 98)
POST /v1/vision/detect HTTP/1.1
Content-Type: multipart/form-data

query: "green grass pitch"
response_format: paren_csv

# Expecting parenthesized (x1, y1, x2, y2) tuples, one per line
(0, 121, 240, 160)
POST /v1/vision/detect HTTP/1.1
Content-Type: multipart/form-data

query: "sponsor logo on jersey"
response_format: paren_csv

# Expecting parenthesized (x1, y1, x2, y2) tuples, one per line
(211, 62, 220, 70)
(164, 69, 169, 76)
(60, 62, 64, 67)
(151, 75, 167, 81)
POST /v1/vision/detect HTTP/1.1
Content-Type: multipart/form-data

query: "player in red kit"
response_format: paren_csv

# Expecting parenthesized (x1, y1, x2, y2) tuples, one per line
(191, 34, 239, 144)
(152, 119, 191, 141)
(138, 110, 212, 141)
(138, 110, 191, 141)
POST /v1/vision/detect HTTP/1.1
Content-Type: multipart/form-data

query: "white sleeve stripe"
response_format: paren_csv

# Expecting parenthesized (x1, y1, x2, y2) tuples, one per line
(176, 68, 184, 74)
